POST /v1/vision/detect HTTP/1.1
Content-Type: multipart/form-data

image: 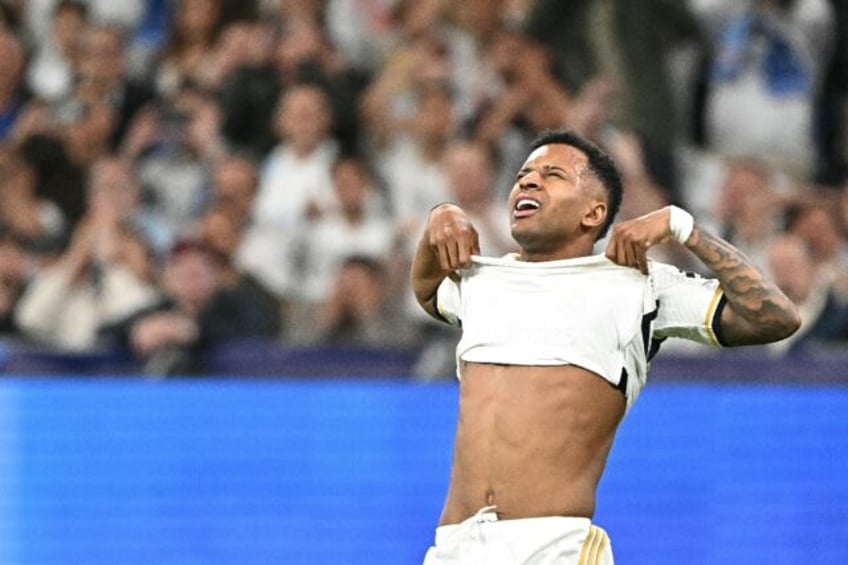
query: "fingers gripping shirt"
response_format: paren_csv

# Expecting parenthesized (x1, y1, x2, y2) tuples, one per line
(435, 254, 725, 408)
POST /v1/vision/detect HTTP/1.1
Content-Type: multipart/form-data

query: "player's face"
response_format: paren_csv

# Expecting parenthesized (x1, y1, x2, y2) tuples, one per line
(508, 143, 606, 257)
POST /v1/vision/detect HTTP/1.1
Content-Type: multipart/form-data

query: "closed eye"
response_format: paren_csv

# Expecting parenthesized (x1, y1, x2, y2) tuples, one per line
(516, 166, 570, 182)
(543, 166, 569, 179)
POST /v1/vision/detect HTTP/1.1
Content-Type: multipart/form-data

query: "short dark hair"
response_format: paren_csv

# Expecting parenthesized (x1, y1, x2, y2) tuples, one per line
(528, 129, 623, 239)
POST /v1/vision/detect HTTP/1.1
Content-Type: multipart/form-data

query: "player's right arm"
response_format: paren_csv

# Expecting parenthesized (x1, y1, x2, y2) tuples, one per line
(411, 203, 479, 319)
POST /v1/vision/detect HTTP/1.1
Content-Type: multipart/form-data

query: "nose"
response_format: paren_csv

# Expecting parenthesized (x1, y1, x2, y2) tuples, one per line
(519, 171, 541, 191)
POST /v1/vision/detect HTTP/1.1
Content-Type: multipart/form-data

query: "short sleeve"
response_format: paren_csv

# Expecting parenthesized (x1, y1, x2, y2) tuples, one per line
(435, 276, 462, 326)
(650, 262, 727, 347)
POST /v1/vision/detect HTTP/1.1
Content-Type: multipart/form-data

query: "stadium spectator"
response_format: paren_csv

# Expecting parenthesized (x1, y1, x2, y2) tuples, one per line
(102, 237, 277, 376)
(765, 233, 848, 355)
(196, 205, 281, 337)
(208, 154, 259, 227)
(712, 158, 788, 272)
(237, 82, 339, 299)
(217, 14, 358, 158)
(12, 98, 107, 232)
(14, 189, 161, 351)
(785, 198, 848, 285)
(123, 84, 224, 243)
(74, 24, 156, 149)
(325, 0, 397, 75)
(155, 0, 223, 93)
(441, 139, 514, 257)
(285, 154, 395, 344)
(697, 0, 835, 178)
(466, 27, 574, 200)
(364, 77, 456, 233)
(312, 255, 416, 348)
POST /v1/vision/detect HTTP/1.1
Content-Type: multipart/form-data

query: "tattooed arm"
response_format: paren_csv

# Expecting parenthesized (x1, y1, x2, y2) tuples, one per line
(683, 225, 800, 345)
(606, 207, 801, 346)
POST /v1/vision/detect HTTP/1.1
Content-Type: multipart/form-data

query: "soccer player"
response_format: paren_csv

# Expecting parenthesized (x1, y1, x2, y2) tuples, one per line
(412, 130, 801, 564)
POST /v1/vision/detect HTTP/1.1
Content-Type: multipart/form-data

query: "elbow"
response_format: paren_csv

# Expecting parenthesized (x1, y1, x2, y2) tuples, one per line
(775, 304, 803, 341)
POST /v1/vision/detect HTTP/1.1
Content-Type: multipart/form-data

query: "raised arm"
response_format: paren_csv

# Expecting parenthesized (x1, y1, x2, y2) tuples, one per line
(411, 204, 479, 319)
(606, 206, 801, 346)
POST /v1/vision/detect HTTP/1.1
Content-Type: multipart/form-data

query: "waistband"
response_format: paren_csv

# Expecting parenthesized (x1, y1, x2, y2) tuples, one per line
(435, 506, 593, 545)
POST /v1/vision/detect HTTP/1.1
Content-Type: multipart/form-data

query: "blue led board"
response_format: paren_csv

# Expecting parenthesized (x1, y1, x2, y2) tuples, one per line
(0, 378, 846, 564)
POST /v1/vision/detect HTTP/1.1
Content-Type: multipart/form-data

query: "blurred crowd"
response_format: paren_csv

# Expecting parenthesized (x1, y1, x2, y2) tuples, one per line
(0, 0, 846, 378)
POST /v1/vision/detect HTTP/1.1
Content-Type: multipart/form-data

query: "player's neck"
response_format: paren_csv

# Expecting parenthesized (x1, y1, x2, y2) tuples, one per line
(517, 239, 595, 262)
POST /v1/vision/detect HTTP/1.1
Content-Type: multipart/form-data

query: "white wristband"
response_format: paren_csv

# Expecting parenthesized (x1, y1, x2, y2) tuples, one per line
(668, 205, 694, 245)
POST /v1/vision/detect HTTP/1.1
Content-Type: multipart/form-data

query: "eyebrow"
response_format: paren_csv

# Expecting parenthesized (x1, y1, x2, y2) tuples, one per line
(516, 165, 571, 178)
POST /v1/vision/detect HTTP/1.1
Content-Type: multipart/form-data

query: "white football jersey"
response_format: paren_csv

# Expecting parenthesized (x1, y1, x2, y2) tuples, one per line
(435, 254, 726, 407)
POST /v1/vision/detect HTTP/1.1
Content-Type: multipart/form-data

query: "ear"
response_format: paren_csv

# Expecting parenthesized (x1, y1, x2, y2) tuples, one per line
(581, 200, 607, 231)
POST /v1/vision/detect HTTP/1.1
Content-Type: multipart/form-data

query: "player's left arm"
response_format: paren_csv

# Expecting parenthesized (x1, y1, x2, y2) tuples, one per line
(683, 224, 800, 345)
(606, 206, 801, 346)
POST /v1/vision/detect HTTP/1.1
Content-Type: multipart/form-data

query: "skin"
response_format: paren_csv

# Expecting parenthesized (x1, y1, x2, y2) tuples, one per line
(411, 142, 801, 525)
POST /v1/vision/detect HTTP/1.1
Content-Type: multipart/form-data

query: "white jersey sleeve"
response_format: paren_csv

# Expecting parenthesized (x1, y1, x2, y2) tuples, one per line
(650, 261, 727, 347)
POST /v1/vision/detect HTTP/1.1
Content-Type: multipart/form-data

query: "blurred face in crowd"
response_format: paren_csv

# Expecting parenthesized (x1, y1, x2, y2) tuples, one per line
(443, 141, 493, 206)
(176, 0, 221, 41)
(163, 245, 222, 314)
(88, 156, 139, 214)
(412, 84, 455, 143)
(790, 205, 843, 263)
(199, 208, 240, 260)
(716, 161, 778, 241)
(333, 259, 384, 316)
(332, 158, 371, 218)
(275, 84, 333, 155)
(79, 26, 125, 86)
(52, 3, 87, 59)
(212, 157, 257, 224)
(768, 235, 814, 304)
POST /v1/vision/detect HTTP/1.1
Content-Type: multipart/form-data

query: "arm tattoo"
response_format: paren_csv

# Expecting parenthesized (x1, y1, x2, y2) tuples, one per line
(686, 226, 799, 343)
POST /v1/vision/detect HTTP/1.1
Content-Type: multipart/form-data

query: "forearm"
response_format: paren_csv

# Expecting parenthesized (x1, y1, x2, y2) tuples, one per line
(684, 224, 801, 344)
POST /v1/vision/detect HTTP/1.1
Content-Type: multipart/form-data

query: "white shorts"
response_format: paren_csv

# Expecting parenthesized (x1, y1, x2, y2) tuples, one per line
(422, 506, 614, 565)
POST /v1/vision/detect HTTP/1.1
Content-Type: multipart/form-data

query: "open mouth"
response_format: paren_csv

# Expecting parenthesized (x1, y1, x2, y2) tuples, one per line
(513, 197, 540, 218)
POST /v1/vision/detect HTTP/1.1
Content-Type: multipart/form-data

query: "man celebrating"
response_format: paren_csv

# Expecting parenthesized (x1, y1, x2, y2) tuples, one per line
(412, 130, 800, 564)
